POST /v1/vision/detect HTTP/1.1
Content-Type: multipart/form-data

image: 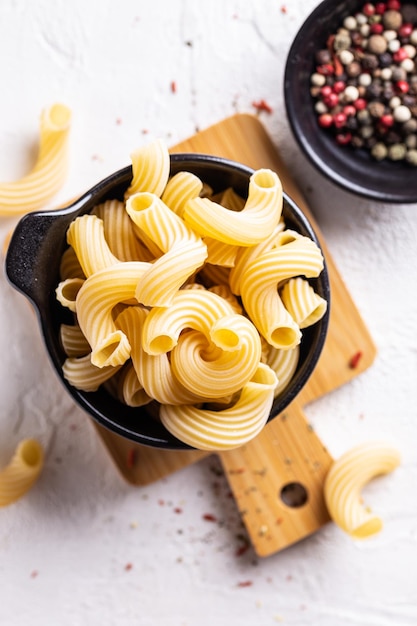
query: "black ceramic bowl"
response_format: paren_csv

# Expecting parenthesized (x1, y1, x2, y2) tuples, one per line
(5, 154, 330, 449)
(284, 0, 417, 203)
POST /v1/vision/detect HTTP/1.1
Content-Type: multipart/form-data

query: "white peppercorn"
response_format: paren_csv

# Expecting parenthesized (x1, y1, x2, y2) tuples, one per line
(394, 105, 412, 122)
(343, 85, 360, 102)
(358, 73, 372, 86)
(389, 96, 402, 109)
(343, 16, 357, 30)
(388, 39, 401, 52)
(401, 58, 415, 73)
(338, 49, 355, 65)
(371, 142, 388, 160)
(406, 149, 417, 164)
(388, 143, 407, 160)
(310, 73, 326, 86)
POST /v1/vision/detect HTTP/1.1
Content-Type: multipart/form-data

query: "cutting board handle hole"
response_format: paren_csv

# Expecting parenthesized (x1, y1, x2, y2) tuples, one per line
(280, 482, 308, 508)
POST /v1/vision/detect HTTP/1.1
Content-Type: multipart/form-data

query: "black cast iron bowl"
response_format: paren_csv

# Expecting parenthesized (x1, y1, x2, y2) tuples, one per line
(284, 0, 417, 203)
(5, 154, 330, 449)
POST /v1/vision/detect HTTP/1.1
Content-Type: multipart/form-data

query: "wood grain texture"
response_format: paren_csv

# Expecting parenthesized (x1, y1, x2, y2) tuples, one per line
(93, 113, 377, 555)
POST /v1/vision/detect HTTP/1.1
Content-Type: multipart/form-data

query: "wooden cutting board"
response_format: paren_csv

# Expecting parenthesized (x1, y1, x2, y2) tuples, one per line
(95, 114, 377, 556)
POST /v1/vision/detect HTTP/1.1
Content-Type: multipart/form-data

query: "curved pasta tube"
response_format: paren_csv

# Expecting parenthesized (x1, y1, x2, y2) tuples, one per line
(59, 323, 90, 357)
(125, 139, 170, 198)
(160, 362, 278, 451)
(229, 223, 288, 296)
(116, 363, 153, 407)
(280, 277, 327, 329)
(59, 246, 85, 280)
(55, 277, 85, 313)
(63, 354, 121, 392)
(0, 103, 71, 216)
(239, 236, 324, 349)
(265, 345, 300, 397)
(0, 439, 44, 506)
(208, 285, 242, 314)
(171, 314, 262, 398)
(161, 171, 203, 217)
(67, 214, 119, 277)
(204, 236, 239, 267)
(183, 168, 283, 246)
(126, 192, 207, 306)
(93, 200, 152, 262)
(324, 442, 401, 539)
(116, 306, 200, 405)
(141, 289, 236, 355)
(76, 261, 150, 368)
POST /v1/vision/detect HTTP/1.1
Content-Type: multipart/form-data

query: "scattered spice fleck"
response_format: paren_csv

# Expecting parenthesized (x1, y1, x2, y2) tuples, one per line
(307, 423, 314, 432)
(229, 467, 246, 475)
(30, 570, 39, 579)
(173, 507, 183, 514)
(235, 543, 250, 557)
(69, 423, 77, 431)
(276, 517, 284, 525)
(158, 499, 165, 506)
(170, 80, 177, 94)
(115, 117, 122, 125)
(185, 40, 193, 47)
(124, 563, 133, 571)
(141, 129, 149, 135)
(202, 513, 217, 522)
(252, 99, 273, 114)
(280, 5, 287, 13)
(237, 580, 253, 588)
(130, 521, 138, 529)
(126, 448, 136, 468)
(349, 350, 363, 369)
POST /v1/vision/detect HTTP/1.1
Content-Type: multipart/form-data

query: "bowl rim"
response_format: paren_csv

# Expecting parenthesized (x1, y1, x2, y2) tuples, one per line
(284, 0, 417, 204)
(6, 153, 330, 449)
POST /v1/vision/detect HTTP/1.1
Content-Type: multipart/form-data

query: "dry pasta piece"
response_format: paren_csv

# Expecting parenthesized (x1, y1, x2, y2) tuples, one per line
(59, 246, 85, 280)
(183, 168, 283, 246)
(0, 103, 71, 216)
(203, 236, 239, 267)
(239, 236, 324, 350)
(59, 323, 90, 357)
(170, 313, 262, 398)
(266, 345, 300, 397)
(141, 288, 237, 356)
(125, 138, 170, 198)
(280, 277, 327, 329)
(160, 362, 278, 450)
(324, 441, 401, 540)
(93, 199, 153, 262)
(67, 214, 118, 277)
(0, 439, 44, 506)
(55, 277, 85, 313)
(76, 261, 150, 368)
(116, 306, 200, 405)
(126, 192, 207, 306)
(63, 354, 121, 392)
(161, 170, 203, 217)
(229, 223, 289, 296)
(115, 362, 152, 408)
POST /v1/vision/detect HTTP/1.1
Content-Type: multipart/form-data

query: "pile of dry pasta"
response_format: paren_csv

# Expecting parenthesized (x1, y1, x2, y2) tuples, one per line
(56, 139, 327, 451)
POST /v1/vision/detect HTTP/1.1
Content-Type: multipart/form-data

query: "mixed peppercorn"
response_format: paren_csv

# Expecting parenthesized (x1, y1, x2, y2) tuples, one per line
(310, 1, 417, 164)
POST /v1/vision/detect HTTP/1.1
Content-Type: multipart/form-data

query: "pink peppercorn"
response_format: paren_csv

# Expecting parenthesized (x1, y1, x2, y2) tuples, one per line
(333, 112, 347, 128)
(398, 23, 413, 38)
(318, 113, 333, 127)
(354, 98, 367, 110)
(393, 48, 409, 62)
(333, 80, 346, 94)
(380, 113, 395, 127)
(336, 132, 352, 145)
(324, 93, 339, 108)
(320, 85, 333, 98)
(362, 2, 376, 15)
(396, 80, 410, 93)
(343, 104, 357, 117)
(317, 64, 334, 75)
(386, 0, 401, 10)
(370, 23, 384, 34)
(375, 2, 387, 14)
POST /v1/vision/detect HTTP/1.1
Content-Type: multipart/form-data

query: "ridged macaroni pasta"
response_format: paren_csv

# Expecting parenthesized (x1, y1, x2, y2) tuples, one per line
(0, 439, 44, 506)
(56, 140, 328, 450)
(324, 441, 401, 539)
(0, 103, 71, 216)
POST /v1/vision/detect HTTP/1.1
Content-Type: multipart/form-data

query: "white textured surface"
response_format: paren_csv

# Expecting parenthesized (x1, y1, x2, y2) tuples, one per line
(0, 1, 416, 624)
